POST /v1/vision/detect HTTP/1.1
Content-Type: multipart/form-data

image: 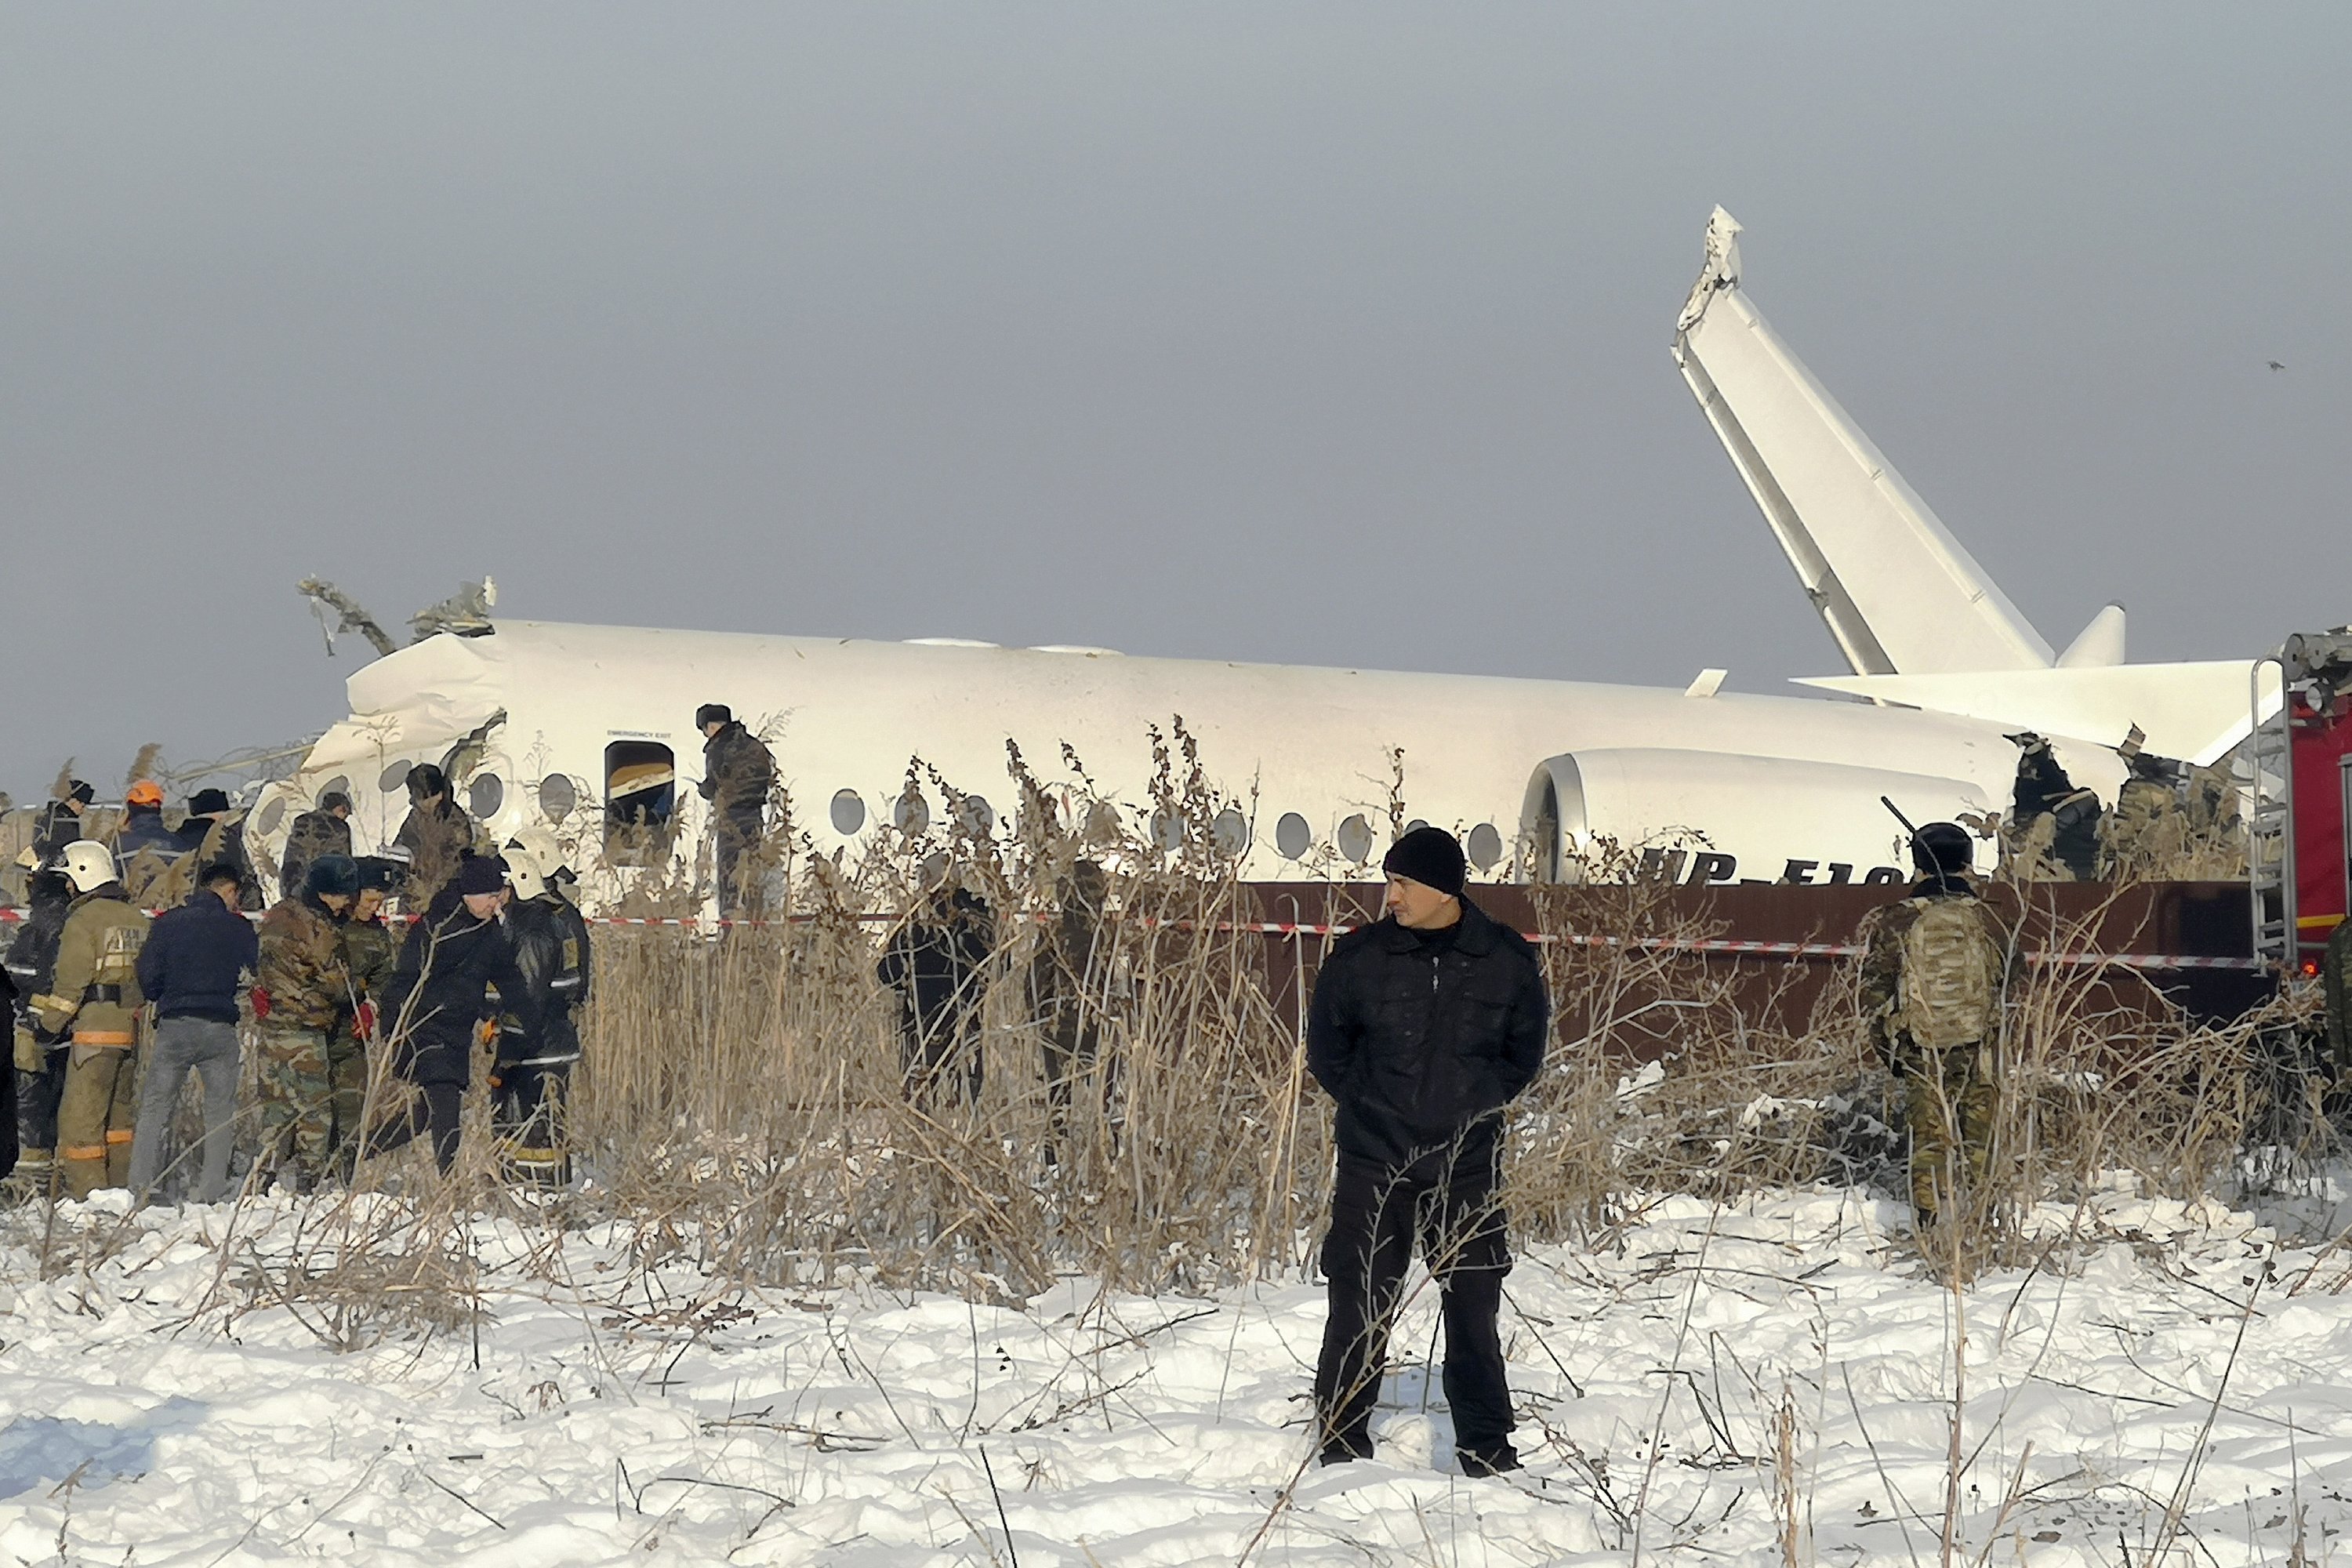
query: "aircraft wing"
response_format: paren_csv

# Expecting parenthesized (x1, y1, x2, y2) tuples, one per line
(1795, 660, 2278, 767)
(1674, 207, 2055, 677)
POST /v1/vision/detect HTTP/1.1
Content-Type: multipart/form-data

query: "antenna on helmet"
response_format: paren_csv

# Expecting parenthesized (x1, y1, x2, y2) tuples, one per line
(1880, 795, 1921, 840)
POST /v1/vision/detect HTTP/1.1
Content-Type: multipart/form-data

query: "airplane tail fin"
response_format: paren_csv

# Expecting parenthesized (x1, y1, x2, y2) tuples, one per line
(1672, 208, 2055, 677)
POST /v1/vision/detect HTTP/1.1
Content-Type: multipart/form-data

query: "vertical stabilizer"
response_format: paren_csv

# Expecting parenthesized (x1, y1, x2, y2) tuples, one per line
(2056, 603, 2127, 668)
(1673, 209, 2055, 676)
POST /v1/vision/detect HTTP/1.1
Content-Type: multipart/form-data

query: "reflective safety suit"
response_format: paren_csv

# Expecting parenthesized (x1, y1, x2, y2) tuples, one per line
(6, 875, 72, 1191)
(493, 891, 590, 1185)
(33, 884, 151, 1199)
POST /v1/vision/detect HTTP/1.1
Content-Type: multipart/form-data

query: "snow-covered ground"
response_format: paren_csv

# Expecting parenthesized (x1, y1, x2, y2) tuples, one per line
(5, 1182, 2352, 1566)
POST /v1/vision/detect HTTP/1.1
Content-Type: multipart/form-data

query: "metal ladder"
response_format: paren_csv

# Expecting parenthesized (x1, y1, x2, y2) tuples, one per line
(2249, 652, 2293, 970)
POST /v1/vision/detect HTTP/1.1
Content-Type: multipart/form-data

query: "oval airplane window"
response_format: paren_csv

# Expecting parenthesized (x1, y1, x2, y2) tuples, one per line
(379, 760, 414, 795)
(1275, 811, 1312, 859)
(1152, 808, 1185, 851)
(830, 789, 866, 835)
(470, 774, 505, 820)
(1086, 800, 1121, 844)
(1211, 808, 1249, 858)
(256, 797, 286, 836)
(1467, 822, 1503, 871)
(318, 775, 351, 808)
(538, 775, 579, 821)
(1335, 815, 1374, 864)
(1406, 818, 1428, 836)
(894, 791, 930, 836)
(959, 795, 996, 834)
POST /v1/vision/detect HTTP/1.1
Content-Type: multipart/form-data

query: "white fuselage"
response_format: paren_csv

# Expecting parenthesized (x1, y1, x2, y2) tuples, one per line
(248, 620, 2114, 905)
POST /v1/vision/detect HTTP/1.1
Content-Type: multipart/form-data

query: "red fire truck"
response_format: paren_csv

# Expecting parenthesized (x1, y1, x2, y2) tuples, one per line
(2250, 631, 2352, 976)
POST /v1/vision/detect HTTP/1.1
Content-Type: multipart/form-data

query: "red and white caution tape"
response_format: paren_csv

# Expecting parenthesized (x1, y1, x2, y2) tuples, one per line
(0, 907, 2267, 972)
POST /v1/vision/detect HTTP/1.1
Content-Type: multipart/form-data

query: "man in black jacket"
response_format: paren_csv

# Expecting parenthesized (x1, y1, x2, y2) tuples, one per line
(878, 868, 994, 1106)
(129, 862, 259, 1203)
(1306, 826, 1549, 1477)
(367, 855, 521, 1173)
(695, 703, 774, 913)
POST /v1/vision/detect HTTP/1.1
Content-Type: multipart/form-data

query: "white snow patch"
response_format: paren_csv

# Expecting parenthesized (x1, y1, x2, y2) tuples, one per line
(2, 1184, 2350, 1563)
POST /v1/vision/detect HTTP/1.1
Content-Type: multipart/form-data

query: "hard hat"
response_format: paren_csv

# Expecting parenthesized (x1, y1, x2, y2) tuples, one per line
(126, 780, 165, 808)
(502, 852, 547, 902)
(503, 826, 568, 880)
(60, 841, 116, 893)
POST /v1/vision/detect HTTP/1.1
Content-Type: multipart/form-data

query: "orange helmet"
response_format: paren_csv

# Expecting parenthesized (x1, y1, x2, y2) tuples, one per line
(126, 779, 165, 808)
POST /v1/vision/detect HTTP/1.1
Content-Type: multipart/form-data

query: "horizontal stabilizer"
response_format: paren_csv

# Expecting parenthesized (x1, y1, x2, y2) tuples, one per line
(1675, 207, 2054, 677)
(1795, 660, 2278, 767)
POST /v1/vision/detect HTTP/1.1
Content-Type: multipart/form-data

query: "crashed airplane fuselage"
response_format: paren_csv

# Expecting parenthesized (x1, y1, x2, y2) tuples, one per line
(248, 212, 2269, 907)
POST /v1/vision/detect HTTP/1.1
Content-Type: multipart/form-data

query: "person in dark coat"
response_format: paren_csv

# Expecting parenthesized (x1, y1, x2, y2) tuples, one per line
(366, 855, 521, 1172)
(2003, 732, 2103, 883)
(392, 765, 477, 909)
(279, 792, 355, 898)
(1305, 826, 1549, 1478)
(878, 867, 994, 1105)
(490, 851, 590, 1185)
(32, 780, 93, 863)
(695, 704, 775, 913)
(129, 861, 258, 1202)
(5, 855, 74, 1192)
(179, 788, 263, 911)
(112, 781, 181, 886)
(1026, 859, 1118, 1156)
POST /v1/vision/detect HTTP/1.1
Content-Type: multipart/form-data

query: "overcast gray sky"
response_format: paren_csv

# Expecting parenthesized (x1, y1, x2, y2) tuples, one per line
(4, 5, 2344, 802)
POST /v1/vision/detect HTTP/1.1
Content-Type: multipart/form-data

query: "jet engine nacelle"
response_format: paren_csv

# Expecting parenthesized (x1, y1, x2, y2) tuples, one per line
(1519, 748, 1993, 886)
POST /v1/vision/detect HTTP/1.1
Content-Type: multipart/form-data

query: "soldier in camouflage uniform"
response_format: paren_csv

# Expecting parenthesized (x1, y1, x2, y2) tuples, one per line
(252, 855, 358, 1189)
(1858, 822, 2015, 1234)
(278, 793, 354, 900)
(2001, 733, 2103, 882)
(332, 857, 403, 1153)
(31, 843, 151, 1199)
(2102, 729, 2185, 880)
(181, 789, 263, 912)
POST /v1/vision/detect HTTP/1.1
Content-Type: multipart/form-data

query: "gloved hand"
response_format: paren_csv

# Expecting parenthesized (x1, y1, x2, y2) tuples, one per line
(249, 986, 272, 1022)
(13, 1026, 42, 1074)
(30, 993, 74, 1035)
(353, 1001, 376, 1041)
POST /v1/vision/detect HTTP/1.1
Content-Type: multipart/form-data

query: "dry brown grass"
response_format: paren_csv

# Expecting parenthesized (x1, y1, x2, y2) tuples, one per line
(13, 736, 2310, 1342)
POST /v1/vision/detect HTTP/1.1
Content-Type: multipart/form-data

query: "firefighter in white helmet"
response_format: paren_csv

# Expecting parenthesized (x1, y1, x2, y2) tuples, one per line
(31, 842, 152, 1199)
(491, 840, 590, 1185)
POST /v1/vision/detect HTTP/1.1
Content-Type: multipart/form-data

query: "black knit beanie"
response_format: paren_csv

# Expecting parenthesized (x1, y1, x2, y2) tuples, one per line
(456, 855, 509, 896)
(1381, 826, 1467, 897)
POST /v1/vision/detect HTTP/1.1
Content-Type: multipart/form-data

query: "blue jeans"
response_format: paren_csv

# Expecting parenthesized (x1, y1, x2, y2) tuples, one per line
(129, 1016, 242, 1203)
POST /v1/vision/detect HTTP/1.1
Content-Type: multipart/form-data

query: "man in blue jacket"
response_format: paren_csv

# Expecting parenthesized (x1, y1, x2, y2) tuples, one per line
(130, 861, 259, 1203)
(1306, 827, 1550, 1478)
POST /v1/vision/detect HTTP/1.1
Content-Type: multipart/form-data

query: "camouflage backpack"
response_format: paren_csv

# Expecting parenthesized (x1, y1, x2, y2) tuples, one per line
(1895, 897, 2004, 1051)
